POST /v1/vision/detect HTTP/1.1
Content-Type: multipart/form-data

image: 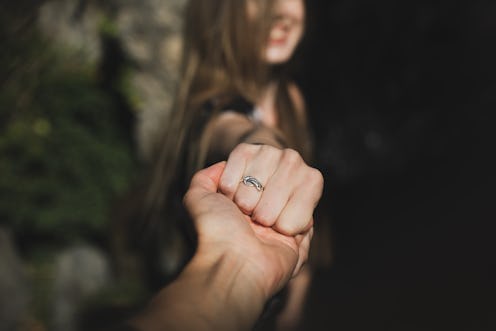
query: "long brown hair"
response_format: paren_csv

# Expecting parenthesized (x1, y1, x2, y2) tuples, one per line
(140, 0, 311, 270)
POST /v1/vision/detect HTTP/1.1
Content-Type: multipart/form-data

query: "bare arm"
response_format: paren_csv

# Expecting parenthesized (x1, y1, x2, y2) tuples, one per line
(128, 160, 321, 331)
(203, 82, 308, 162)
(203, 111, 287, 163)
(129, 243, 267, 331)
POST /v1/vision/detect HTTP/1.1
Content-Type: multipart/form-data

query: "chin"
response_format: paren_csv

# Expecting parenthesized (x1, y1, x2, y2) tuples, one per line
(264, 35, 302, 65)
(266, 56, 292, 65)
(265, 48, 296, 65)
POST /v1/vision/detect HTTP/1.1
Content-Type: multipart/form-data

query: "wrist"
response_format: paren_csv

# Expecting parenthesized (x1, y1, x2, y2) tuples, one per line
(130, 248, 268, 331)
(194, 240, 289, 300)
(185, 246, 269, 329)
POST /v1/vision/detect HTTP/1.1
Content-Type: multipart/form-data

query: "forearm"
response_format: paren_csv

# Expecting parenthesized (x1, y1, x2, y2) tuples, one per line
(239, 125, 287, 149)
(205, 113, 287, 166)
(129, 249, 267, 331)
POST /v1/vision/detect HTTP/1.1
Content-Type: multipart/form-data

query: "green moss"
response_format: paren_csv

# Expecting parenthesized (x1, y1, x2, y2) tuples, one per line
(0, 17, 138, 244)
(100, 16, 120, 39)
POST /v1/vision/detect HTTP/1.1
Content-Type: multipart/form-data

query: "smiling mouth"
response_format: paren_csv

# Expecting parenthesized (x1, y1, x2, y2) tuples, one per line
(269, 27, 289, 46)
(269, 37, 288, 46)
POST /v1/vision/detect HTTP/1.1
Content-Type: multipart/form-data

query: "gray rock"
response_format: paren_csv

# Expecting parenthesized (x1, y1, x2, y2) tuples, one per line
(52, 244, 112, 331)
(0, 227, 30, 331)
(38, 0, 106, 64)
(115, 0, 187, 161)
(37, 0, 188, 160)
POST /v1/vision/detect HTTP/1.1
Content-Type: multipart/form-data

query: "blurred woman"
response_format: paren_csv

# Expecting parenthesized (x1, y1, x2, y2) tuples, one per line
(138, 0, 329, 329)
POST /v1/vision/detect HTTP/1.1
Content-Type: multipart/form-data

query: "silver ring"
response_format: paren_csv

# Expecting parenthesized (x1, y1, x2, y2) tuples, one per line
(241, 176, 264, 192)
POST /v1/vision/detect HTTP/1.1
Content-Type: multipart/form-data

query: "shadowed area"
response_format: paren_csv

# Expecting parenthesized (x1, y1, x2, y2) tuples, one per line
(299, 0, 496, 329)
(1, 0, 495, 330)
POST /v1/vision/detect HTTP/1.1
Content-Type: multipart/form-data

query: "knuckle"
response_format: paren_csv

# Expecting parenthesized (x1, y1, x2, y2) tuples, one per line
(309, 168, 324, 186)
(306, 168, 324, 193)
(259, 144, 283, 162)
(233, 143, 259, 158)
(282, 148, 303, 166)
(259, 144, 279, 154)
(230, 144, 246, 158)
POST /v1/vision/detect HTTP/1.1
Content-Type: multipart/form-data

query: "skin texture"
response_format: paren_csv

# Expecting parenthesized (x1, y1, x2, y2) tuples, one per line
(220, 144, 320, 238)
(135, 1, 316, 329)
(247, 0, 305, 64)
(265, 0, 305, 64)
(130, 152, 322, 331)
(198, 3, 312, 328)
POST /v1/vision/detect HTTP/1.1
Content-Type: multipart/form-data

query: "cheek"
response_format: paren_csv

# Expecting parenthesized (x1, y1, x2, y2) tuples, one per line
(283, 0, 305, 23)
(294, 1, 306, 23)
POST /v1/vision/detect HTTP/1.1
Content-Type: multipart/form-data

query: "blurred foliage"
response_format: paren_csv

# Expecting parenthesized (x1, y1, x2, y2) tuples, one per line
(0, 8, 138, 244)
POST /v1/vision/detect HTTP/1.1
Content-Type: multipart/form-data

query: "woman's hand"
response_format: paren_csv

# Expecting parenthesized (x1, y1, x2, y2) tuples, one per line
(184, 160, 320, 297)
(219, 143, 323, 236)
(130, 160, 322, 331)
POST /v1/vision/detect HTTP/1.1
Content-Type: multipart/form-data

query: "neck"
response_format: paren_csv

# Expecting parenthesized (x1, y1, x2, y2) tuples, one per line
(256, 81, 279, 128)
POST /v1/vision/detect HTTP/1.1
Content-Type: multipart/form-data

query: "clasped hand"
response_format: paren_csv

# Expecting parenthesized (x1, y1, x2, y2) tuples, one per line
(184, 143, 324, 299)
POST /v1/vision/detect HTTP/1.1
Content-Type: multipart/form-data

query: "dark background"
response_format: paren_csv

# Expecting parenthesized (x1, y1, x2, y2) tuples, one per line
(299, 0, 496, 330)
(1, 0, 495, 330)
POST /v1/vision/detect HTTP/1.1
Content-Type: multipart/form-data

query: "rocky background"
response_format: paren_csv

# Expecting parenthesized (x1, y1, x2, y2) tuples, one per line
(37, 0, 186, 161)
(1, 0, 186, 330)
(1, 0, 495, 330)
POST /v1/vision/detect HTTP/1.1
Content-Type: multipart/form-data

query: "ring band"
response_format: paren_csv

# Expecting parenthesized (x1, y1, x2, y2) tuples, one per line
(241, 176, 264, 192)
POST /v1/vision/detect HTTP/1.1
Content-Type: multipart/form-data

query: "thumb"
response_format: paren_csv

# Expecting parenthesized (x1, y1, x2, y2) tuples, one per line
(188, 161, 226, 194)
(184, 162, 227, 219)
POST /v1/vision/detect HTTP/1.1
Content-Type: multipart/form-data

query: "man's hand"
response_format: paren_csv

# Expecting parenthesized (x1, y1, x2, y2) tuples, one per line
(130, 157, 323, 331)
(184, 159, 318, 298)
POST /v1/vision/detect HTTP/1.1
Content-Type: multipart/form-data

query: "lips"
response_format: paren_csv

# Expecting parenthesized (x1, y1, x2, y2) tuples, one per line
(269, 26, 289, 46)
(269, 37, 288, 46)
